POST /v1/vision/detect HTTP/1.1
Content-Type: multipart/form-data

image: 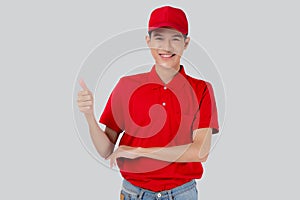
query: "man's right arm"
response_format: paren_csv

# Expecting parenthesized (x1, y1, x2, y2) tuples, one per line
(77, 80, 118, 159)
(84, 114, 118, 159)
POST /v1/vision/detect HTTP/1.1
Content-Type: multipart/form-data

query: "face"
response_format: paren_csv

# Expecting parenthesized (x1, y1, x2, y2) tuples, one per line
(146, 28, 190, 70)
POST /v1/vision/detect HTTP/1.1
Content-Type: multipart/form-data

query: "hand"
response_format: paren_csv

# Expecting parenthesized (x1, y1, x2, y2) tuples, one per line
(106, 146, 142, 168)
(77, 79, 94, 115)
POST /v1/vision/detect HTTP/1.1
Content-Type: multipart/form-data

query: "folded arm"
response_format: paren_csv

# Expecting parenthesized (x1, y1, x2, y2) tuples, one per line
(107, 128, 212, 167)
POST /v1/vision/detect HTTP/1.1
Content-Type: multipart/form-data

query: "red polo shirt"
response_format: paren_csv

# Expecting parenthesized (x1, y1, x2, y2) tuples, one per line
(99, 65, 219, 192)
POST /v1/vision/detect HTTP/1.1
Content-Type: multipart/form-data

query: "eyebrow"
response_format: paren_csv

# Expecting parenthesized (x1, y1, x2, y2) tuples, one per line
(172, 34, 183, 38)
(152, 32, 183, 38)
(152, 33, 163, 37)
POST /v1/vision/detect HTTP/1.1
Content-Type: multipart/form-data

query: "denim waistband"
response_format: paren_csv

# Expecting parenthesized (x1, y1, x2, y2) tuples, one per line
(122, 179, 196, 199)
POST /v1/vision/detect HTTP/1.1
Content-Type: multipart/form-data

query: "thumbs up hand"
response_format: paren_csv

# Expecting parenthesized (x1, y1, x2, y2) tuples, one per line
(77, 79, 94, 115)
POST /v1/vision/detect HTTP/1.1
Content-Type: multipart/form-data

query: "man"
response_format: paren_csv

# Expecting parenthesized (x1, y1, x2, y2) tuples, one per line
(77, 6, 219, 200)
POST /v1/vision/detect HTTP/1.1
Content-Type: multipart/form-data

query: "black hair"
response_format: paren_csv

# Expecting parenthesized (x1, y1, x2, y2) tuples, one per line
(148, 30, 187, 40)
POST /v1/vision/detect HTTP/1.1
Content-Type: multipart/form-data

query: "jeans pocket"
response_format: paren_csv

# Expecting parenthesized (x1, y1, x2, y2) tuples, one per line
(173, 187, 198, 200)
(121, 190, 138, 200)
(120, 192, 125, 200)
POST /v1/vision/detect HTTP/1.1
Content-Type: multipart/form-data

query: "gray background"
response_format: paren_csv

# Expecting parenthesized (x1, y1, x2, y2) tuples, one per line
(0, 0, 299, 199)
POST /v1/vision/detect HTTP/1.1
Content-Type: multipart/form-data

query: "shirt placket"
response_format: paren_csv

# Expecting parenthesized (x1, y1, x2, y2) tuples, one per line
(161, 85, 168, 108)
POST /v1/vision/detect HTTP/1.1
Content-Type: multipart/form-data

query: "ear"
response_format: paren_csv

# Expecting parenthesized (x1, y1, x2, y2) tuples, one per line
(184, 36, 191, 50)
(145, 35, 151, 47)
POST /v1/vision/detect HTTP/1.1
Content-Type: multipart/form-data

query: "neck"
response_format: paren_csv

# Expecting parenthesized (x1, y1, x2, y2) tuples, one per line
(155, 64, 181, 84)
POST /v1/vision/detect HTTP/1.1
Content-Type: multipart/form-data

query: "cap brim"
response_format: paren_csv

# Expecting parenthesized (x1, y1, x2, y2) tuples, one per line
(148, 22, 187, 35)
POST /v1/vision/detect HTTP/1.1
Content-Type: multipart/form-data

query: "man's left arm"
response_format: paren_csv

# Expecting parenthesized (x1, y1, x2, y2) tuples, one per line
(107, 128, 212, 167)
(142, 127, 212, 162)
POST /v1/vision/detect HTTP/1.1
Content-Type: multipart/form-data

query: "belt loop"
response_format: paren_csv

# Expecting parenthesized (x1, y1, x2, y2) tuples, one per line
(168, 190, 173, 200)
(138, 189, 144, 200)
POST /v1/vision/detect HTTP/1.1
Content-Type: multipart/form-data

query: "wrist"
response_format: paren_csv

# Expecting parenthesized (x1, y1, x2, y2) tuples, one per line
(137, 147, 146, 157)
(84, 113, 96, 122)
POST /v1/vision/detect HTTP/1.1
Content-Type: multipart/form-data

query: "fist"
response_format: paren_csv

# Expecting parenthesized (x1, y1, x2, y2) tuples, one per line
(77, 80, 94, 114)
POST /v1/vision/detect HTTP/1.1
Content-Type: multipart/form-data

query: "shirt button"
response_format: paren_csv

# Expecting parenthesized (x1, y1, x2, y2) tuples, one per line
(163, 86, 167, 90)
(157, 193, 162, 197)
(162, 102, 166, 106)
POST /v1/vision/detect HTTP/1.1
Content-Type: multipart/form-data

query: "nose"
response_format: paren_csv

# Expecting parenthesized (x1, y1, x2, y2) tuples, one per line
(160, 39, 174, 52)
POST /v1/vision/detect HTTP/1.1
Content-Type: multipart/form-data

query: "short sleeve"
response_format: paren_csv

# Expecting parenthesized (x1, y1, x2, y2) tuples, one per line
(99, 79, 124, 134)
(193, 82, 219, 134)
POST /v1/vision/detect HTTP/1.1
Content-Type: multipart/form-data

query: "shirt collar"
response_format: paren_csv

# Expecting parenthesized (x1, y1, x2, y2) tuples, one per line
(148, 65, 188, 90)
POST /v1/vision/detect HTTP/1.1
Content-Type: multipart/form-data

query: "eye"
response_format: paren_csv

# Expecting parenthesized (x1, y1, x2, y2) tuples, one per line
(172, 38, 181, 41)
(155, 37, 163, 41)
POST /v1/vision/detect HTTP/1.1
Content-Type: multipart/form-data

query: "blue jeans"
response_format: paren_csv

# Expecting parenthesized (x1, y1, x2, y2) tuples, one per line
(120, 179, 198, 200)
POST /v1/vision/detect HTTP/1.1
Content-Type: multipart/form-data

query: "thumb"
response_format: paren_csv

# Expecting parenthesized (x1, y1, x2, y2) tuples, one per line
(79, 79, 89, 91)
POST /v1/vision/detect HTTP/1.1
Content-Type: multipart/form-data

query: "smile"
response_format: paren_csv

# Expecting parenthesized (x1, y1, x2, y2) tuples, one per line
(159, 53, 176, 58)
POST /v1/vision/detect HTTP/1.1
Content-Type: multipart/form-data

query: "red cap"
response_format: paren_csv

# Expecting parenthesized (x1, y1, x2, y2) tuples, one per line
(148, 6, 188, 35)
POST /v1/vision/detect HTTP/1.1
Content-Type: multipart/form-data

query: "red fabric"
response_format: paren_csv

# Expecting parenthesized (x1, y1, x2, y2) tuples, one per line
(99, 65, 219, 191)
(148, 6, 188, 35)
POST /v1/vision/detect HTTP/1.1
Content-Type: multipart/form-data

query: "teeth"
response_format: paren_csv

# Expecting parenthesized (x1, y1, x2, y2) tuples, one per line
(160, 54, 173, 58)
